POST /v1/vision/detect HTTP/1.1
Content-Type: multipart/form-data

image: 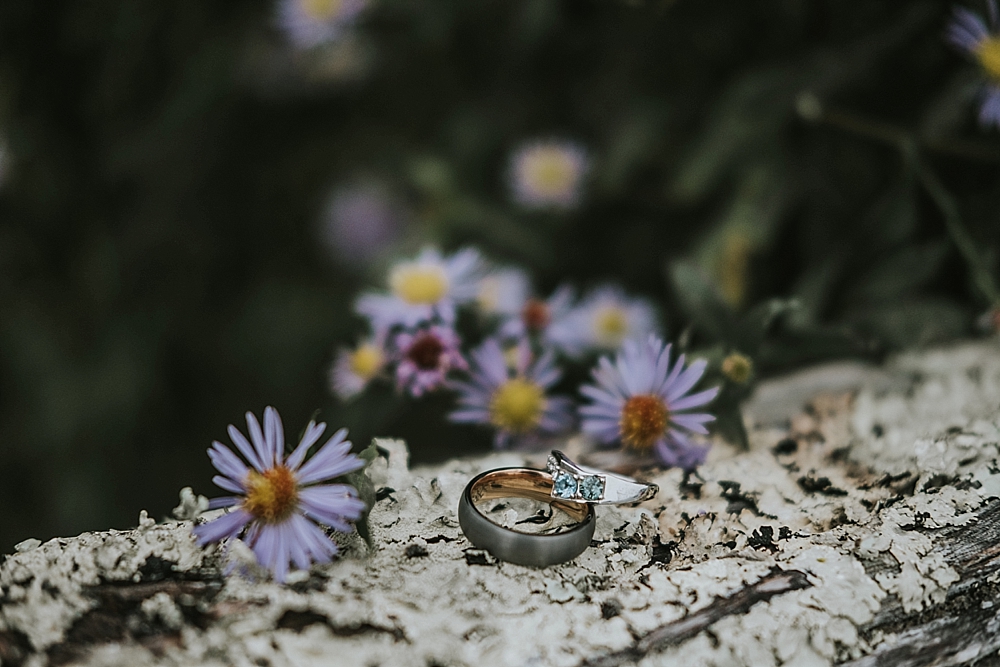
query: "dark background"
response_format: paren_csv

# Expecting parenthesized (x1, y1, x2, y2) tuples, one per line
(0, 0, 998, 552)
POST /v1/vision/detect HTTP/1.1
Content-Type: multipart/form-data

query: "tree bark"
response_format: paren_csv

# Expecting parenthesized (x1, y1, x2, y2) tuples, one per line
(3, 340, 1000, 667)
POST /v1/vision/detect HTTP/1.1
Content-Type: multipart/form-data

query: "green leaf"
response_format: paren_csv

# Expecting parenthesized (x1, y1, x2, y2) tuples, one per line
(846, 241, 949, 304)
(338, 439, 381, 548)
(690, 165, 789, 309)
(668, 260, 738, 346)
(860, 178, 918, 249)
(787, 253, 842, 329)
(597, 102, 670, 195)
(756, 328, 879, 372)
(844, 298, 969, 349)
(736, 299, 798, 355)
(712, 406, 749, 451)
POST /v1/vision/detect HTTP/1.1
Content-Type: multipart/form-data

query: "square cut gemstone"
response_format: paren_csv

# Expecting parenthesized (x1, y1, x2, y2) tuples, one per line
(553, 472, 578, 499)
(580, 475, 605, 501)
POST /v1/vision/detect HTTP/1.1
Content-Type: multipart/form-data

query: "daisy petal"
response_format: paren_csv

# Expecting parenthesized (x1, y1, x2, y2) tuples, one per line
(193, 509, 252, 545)
(227, 424, 265, 472)
(669, 386, 720, 412)
(287, 421, 327, 471)
(212, 475, 245, 495)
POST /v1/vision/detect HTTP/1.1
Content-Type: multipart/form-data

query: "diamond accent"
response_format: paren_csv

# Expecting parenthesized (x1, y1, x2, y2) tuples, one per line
(579, 476, 605, 501)
(546, 455, 559, 475)
(553, 473, 578, 499)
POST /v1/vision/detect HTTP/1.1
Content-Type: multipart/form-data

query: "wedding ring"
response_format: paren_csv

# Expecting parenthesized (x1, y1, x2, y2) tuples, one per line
(458, 468, 596, 567)
(546, 450, 658, 505)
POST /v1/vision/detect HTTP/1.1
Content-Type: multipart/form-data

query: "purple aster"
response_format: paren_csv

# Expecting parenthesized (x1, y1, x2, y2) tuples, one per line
(319, 180, 406, 270)
(476, 267, 531, 318)
(193, 407, 366, 583)
(579, 336, 719, 470)
(550, 285, 659, 357)
(509, 139, 590, 209)
(278, 0, 368, 49)
(449, 339, 574, 449)
(394, 325, 467, 397)
(355, 246, 483, 331)
(946, 1, 1000, 127)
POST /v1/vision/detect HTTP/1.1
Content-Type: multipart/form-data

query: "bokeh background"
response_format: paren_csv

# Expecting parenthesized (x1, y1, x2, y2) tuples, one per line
(1, 0, 999, 552)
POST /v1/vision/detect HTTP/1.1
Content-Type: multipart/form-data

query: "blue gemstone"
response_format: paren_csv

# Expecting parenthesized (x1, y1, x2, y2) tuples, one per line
(580, 476, 605, 501)
(553, 473, 578, 499)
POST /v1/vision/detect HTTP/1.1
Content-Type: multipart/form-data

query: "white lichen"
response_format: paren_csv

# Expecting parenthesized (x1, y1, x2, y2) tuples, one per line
(3, 341, 1000, 666)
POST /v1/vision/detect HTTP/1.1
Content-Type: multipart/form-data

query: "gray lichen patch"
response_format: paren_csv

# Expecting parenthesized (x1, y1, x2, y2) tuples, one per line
(4, 342, 1000, 666)
(0, 514, 215, 659)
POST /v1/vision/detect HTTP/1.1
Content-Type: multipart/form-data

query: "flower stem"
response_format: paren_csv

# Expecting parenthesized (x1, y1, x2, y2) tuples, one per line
(917, 163, 1000, 305)
(805, 103, 1000, 305)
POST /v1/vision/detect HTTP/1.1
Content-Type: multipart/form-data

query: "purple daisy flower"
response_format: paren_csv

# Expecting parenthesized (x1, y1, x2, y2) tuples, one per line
(947, 1, 1000, 127)
(509, 139, 590, 209)
(449, 339, 574, 448)
(355, 246, 483, 331)
(476, 267, 531, 318)
(278, 0, 368, 50)
(550, 285, 659, 357)
(394, 325, 467, 397)
(319, 180, 406, 270)
(193, 407, 366, 583)
(579, 336, 719, 470)
(329, 337, 386, 400)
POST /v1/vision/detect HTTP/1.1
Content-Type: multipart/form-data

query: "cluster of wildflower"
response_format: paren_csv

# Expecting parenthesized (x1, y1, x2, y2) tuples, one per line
(331, 245, 720, 467)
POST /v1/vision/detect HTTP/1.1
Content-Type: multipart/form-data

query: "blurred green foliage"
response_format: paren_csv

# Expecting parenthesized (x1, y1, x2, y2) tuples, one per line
(0, 0, 998, 551)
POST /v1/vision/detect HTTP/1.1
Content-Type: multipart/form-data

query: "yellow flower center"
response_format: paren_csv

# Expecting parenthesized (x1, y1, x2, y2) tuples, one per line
(489, 378, 546, 433)
(243, 466, 299, 523)
(593, 306, 629, 347)
(721, 352, 753, 384)
(300, 0, 344, 20)
(389, 263, 450, 305)
(525, 150, 577, 197)
(977, 36, 1000, 83)
(620, 394, 668, 451)
(477, 277, 501, 313)
(350, 344, 383, 379)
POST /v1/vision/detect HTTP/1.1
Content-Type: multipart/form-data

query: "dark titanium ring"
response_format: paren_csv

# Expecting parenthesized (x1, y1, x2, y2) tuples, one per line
(458, 468, 596, 567)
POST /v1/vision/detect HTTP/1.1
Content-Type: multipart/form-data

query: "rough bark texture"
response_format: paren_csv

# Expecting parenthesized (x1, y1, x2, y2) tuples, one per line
(4, 341, 1000, 667)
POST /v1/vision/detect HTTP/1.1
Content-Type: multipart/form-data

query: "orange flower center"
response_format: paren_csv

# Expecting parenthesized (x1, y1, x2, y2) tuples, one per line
(620, 394, 668, 451)
(243, 466, 299, 523)
(521, 299, 551, 333)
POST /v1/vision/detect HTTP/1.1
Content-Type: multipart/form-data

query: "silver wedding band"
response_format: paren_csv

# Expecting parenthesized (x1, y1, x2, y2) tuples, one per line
(458, 468, 596, 567)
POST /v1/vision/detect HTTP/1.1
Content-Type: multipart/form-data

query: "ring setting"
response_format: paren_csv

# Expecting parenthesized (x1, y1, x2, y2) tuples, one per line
(547, 450, 658, 505)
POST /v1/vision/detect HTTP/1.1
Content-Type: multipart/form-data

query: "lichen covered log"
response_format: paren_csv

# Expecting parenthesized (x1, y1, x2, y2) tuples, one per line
(3, 341, 1000, 667)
